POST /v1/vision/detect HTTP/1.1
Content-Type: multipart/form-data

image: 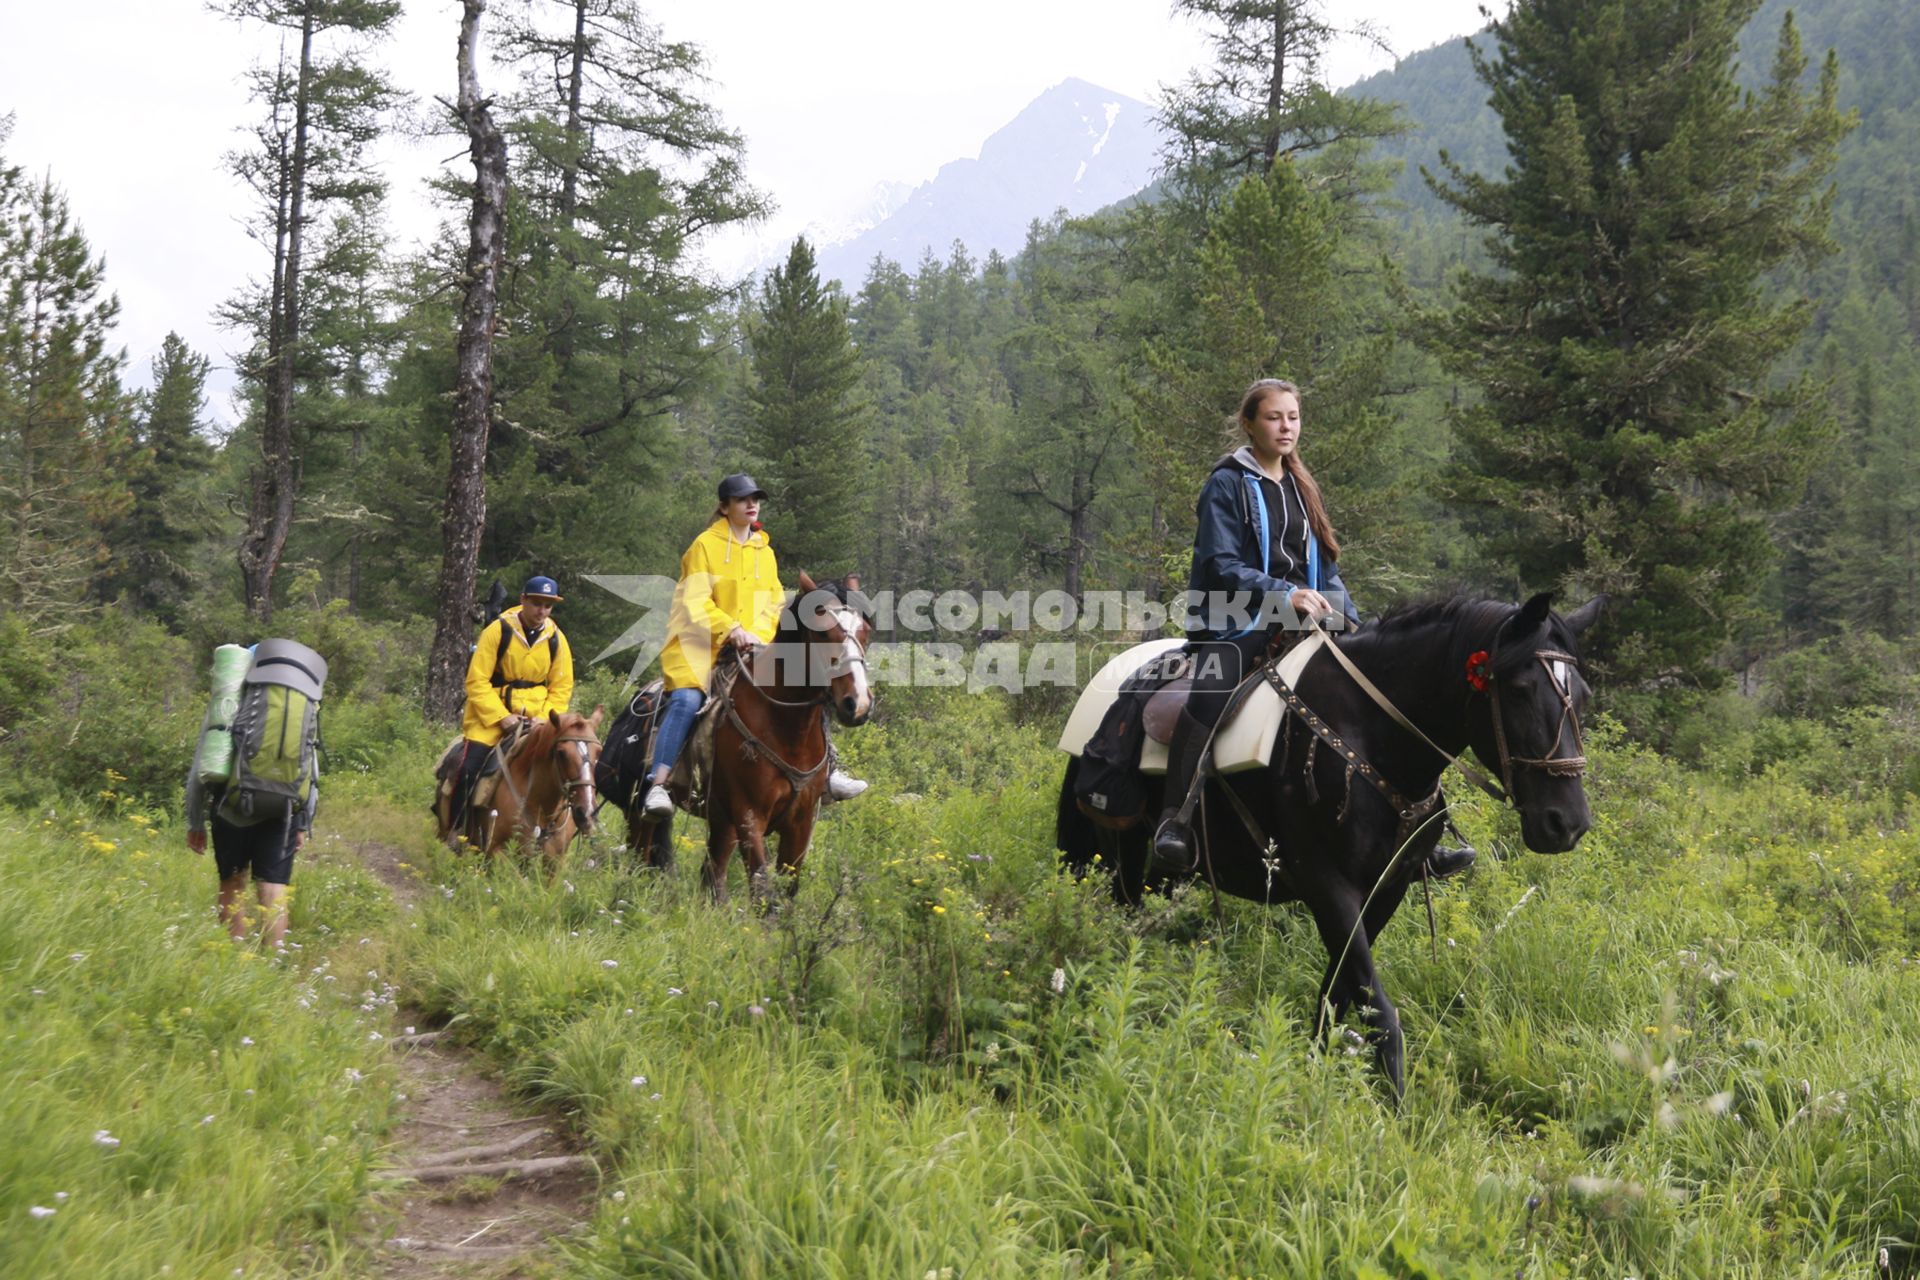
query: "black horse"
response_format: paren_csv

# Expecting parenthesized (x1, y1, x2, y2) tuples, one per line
(1057, 593, 1604, 1098)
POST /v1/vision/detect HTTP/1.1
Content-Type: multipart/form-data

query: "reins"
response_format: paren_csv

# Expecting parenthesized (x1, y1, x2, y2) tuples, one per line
(487, 725, 600, 846)
(715, 606, 873, 796)
(1486, 647, 1588, 792)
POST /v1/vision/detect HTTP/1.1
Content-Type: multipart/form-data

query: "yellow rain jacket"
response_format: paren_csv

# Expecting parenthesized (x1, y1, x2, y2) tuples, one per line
(461, 605, 575, 744)
(660, 518, 784, 692)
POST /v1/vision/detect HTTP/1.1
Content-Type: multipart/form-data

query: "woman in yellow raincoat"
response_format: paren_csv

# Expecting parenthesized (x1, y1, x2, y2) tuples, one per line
(641, 473, 865, 816)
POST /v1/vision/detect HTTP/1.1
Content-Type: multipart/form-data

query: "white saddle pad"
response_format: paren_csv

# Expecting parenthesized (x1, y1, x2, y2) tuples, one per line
(1057, 632, 1327, 775)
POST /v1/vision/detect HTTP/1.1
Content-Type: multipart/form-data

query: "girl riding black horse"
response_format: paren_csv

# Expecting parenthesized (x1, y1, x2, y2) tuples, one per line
(1151, 377, 1472, 882)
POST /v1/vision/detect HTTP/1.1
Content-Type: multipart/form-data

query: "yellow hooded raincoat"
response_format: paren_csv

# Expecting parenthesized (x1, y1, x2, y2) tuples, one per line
(461, 605, 575, 745)
(660, 518, 784, 693)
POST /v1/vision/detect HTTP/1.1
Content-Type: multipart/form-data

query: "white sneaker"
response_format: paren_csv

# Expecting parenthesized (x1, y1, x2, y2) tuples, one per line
(642, 783, 674, 818)
(826, 770, 868, 803)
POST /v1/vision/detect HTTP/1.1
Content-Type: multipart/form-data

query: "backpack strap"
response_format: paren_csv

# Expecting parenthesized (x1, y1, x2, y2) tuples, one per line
(489, 620, 563, 709)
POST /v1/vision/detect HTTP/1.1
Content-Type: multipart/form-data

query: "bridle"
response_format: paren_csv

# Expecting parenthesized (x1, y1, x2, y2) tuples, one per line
(1481, 646, 1588, 795)
(743, 604, 872, 710)
(720, 604, 872, 792)
(496, 728, 600, 843)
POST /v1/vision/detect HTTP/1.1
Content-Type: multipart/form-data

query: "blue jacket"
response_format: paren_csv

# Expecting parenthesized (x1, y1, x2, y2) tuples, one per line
(1183, 447, 1360, 638)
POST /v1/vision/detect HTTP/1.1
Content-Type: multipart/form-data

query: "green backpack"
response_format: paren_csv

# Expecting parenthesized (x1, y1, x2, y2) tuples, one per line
(218, 639, 328, 827)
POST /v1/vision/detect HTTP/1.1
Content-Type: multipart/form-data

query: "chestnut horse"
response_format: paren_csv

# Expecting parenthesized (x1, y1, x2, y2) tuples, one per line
(437, 707, 605, 872)
(629, 573, 873, 901)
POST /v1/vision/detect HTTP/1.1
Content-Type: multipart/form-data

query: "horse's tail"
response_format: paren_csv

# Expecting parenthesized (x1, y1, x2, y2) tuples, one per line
(1056, 756, 1102, 877)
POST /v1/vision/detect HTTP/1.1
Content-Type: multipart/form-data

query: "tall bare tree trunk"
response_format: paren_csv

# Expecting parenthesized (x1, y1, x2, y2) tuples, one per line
(424, 0, 510, 722)
(239, 16, 315, 623)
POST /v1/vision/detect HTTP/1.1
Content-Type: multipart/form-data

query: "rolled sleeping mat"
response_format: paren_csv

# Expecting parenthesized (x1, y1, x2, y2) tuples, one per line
(193, 643, 255, 785)
(247, 638, 329, 701)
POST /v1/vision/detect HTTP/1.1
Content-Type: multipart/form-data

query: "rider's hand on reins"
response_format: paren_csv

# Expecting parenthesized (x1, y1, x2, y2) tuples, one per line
(726, 625, 761, 650)
(1289, 587, 1333, 622)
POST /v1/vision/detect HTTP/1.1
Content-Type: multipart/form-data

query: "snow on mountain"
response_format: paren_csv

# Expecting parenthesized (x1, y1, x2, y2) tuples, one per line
(798, 78, 1164, 290)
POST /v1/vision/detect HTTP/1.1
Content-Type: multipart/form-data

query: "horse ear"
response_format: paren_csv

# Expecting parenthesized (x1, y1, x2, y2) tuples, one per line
(1501, 591, 1555, 642)
(1563, 594, 1609, 638)
(798, 570, 818, 593)
(549, 709, 561, 727)
(588, 703, 606, 730)
(843, 574, 861, 594)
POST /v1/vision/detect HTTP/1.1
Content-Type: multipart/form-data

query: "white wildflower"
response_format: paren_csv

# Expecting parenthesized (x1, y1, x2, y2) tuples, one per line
(1050, 968, 1066, 994)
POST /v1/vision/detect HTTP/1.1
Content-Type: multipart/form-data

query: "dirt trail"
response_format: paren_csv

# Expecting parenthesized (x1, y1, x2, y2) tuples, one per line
(354, 838, 599, 1278)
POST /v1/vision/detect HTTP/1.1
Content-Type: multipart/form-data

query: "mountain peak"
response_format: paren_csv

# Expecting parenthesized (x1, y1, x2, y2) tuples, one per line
(813, 79, 1166, 289)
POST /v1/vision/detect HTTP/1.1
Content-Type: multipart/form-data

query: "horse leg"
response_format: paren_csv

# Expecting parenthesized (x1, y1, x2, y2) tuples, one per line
(1306, 879, 1407, 1100)
(628, 808, 673, 871)
(773, 811, 814, 900)
(649, 812, 674, 869)
(739, 814, 774, 905)
(703, 816, 739, 905)
(541, 813, 574, 881)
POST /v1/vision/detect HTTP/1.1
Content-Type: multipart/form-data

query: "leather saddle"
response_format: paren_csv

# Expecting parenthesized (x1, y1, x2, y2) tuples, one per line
(1141, 678, 1194, 744)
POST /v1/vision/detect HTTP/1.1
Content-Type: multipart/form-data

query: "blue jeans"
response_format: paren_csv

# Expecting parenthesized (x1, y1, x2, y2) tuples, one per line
(648, 688, 706, 780)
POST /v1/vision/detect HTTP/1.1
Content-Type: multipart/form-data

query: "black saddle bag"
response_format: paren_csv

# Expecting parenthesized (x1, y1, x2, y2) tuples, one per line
(1072, 649, 1193, 831)
(596, 683, 663, 811)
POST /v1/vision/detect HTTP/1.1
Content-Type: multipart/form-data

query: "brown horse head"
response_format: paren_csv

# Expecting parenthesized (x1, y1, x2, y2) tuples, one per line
(546, 706, 606, 837)
(792, 571, 873, 726)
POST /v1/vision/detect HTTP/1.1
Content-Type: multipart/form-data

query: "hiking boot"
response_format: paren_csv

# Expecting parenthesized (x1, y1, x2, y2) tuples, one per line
(825, 769, 868, 803)
(1150, 817, 1195, 878)
(1424, 842, 1476, 879)
(1148, 707, 1212, 879)
(642, 783, 674, 819)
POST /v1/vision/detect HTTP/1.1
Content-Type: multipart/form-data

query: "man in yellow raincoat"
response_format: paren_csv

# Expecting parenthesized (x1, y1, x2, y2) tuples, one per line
(451, 575, 575, 827)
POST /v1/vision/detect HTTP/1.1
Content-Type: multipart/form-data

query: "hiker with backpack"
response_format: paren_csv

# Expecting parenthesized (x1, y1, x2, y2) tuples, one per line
(447, 575, 576, 835)
(185, 640, 329, 950)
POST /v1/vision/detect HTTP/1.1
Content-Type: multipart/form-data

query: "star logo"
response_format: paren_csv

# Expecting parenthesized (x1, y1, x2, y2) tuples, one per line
(584, 574, 677, 688)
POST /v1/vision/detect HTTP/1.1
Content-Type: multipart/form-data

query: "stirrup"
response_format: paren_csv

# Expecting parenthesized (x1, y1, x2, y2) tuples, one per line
(1149, 816, 1194, 877)
(825, 770, 868, 803)
(1424, 842, 1476, 879)
(642, 783, 674, 819)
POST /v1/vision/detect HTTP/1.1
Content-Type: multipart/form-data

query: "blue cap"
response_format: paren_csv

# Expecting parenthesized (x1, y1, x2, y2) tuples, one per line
(522, 575, 562, 601)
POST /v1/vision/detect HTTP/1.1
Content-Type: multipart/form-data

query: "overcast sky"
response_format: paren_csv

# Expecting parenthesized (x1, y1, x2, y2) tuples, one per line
(0, 0, 1490, 422)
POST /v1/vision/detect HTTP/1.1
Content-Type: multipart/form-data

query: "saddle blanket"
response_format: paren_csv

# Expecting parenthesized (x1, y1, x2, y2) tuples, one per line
(1057, 631, 1327, 774)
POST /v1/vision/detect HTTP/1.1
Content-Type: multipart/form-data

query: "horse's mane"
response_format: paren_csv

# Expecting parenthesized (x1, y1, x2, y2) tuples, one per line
(1351, 596, 1568, 676)
(776, 577, 865, 642)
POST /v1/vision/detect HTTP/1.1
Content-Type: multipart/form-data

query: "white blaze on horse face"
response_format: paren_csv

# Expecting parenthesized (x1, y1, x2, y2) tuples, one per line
(572, 740, 595, 818)
(835, 607, 871, 716)
(1551, 660, 1570, 694)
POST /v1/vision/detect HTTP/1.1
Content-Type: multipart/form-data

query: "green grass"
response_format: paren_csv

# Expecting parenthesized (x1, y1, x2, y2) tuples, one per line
(7, 676, 1918, 1277)
(340, 689, 1920, 1279)
(0, 799, 399, 1280)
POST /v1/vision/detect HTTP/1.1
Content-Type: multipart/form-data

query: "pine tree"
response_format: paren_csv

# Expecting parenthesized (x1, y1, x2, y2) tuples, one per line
(744, 238, 869, 576)
(1426, 1, 1854, 692)
(1160, 0, 1404, 211)
(221, 0, 401, 622)
(0, 153, 132, 631)
(98, 333, 216, 623)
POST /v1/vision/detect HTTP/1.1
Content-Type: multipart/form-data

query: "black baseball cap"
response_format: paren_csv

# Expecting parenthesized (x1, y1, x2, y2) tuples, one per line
(718, 472, 768, 501)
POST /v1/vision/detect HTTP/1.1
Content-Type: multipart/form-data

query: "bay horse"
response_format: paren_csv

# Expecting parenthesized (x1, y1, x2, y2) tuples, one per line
(1057, 593, 1604, 1099)
(627, 572, 873, 902)
(437, 707, 605, 873)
